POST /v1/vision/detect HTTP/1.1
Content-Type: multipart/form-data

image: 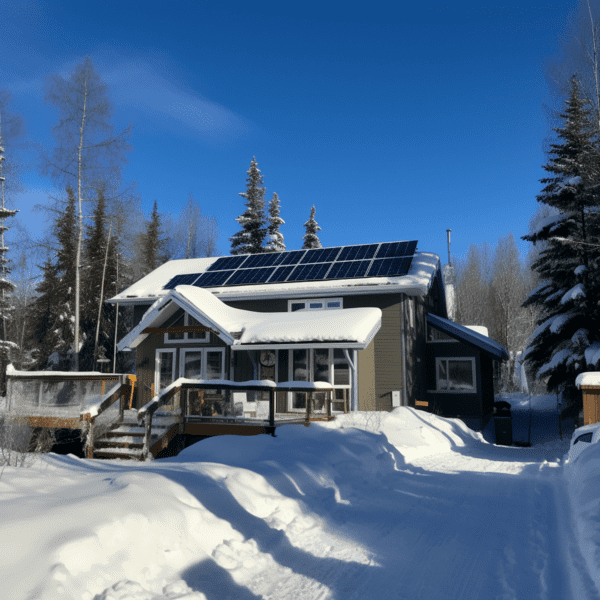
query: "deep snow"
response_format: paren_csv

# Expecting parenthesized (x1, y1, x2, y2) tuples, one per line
(0, 397, 597, 600)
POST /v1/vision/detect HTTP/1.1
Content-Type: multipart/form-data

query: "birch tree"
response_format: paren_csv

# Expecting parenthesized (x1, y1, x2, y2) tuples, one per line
(43, 56, 131, 371)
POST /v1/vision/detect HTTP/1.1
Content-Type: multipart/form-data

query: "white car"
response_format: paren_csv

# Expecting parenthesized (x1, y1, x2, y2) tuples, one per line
(568, 423, 600, 463)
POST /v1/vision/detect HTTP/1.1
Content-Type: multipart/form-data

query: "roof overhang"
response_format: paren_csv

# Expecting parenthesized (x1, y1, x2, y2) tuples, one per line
(426, 313, 508, 361)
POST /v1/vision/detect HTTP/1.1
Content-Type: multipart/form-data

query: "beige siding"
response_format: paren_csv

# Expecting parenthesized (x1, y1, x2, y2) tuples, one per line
(357, 341, 376, 411)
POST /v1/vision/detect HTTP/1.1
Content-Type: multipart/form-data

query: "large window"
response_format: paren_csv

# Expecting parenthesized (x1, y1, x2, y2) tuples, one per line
(165, 312, 209, 343)
(179, 348, 225, 380)
(155, 349, 176, 394)
(436, 358, 476, 392)
(288, 297, 343, 312)
(288, 348, 349, 412)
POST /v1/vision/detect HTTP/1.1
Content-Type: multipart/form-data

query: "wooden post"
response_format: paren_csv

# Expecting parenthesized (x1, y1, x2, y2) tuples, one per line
(143, 413, 153, 460)
(86, 416, 94, 459)
(305, 392, 312, 426)
(327, 390, 332, 419)
(269, 389, 275, 436)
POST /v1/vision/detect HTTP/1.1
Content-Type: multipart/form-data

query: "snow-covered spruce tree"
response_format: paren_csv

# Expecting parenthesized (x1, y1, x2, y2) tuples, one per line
(302, 205, 322, 249)
(523, 76, 600, 409)
(0, 120, 19, 392)
(265, 192, 285, 252)
(143, 200, 168, 274)
(230, 157, 267, 255)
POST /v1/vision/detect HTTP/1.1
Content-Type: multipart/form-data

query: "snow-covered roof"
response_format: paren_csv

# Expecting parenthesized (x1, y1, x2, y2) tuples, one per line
(108, 252, 441, 305)
(426, 314, 508, 361)
(118, 286, 382, 351)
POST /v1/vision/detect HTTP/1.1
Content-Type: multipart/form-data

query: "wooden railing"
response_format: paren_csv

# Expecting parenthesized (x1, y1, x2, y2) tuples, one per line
(80, 377, 133, 458)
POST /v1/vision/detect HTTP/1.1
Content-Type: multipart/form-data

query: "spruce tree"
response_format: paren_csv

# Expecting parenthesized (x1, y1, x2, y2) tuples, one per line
(302, 205, 322, 249)
(143, 200, 168, 273)
(230, 157, 267, 255)
(523, 76, 600, 408)
(265, 192, 285, 252)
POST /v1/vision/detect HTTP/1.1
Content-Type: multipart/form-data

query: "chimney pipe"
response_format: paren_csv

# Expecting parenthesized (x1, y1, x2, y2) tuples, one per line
(446, 229, 451, 265)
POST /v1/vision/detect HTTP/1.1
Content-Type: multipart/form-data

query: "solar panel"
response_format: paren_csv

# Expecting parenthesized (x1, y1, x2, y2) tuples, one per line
(268, 265, 296, 283)
(193, 270, 235, 287)
(163, 240, 418, 290)
(327, 260, 371, 279)
(163, 273, 203, 290)
(286, 262, 332, 282)
(368, 257, 412, 278)
(206, 255, 249, 272)
(301, 247, 342, 264)
(337, 244, 378, 261)
(225, 267, 276, 286)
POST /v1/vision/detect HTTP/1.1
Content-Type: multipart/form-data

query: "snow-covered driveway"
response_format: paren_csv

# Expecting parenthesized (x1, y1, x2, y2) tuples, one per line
(1, 405, 597, 600)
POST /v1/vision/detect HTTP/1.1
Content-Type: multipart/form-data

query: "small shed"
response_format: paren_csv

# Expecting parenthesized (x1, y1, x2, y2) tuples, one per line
(576, 372, 600, 426)
(424, 314, 508, 430)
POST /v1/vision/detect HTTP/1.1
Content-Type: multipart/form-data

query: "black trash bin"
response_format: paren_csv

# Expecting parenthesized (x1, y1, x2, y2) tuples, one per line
(494, 401, 512, 446)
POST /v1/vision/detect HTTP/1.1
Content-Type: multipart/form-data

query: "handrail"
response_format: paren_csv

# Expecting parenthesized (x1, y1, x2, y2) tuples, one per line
(138, 383, 182, 460)
(80, 376, 131, 458)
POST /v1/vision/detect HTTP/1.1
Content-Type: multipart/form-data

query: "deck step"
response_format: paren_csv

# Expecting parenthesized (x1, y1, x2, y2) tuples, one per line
(93, 447, 145, 460)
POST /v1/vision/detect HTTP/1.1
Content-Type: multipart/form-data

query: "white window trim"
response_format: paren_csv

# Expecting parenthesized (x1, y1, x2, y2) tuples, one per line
(165, 312, 209, 344)
(287, 348, 350, 412)
(179, 347, 225, 380)
(287, 297, 343, 312)
(434, 357, 476, 394)
(155, 348, 176, 394)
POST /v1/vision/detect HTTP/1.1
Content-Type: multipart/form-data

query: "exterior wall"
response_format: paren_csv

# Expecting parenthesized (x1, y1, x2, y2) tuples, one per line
(357, 339, 376, 410)
(134, 307, 229, 408)
(424, 341, 484, 418)
(126, 270, 447, 413)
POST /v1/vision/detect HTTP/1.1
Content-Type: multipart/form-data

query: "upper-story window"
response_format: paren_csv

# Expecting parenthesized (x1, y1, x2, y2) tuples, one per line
(288, 298, 343, 312)
(165, 311, 209, 343)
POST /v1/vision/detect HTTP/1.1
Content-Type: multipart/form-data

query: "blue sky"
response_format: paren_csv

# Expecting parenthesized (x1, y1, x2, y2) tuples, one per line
(0, 0, 578, 265)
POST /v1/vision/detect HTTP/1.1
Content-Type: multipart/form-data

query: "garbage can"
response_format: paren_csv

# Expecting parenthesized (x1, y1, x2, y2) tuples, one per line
(494, 400, 512, 446)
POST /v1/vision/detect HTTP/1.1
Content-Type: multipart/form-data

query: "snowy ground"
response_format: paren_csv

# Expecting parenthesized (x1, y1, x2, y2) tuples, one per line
(1, 395, 598, 600)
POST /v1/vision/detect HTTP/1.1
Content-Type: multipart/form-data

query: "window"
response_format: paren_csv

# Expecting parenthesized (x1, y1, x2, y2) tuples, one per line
(288, 298, 343, 312)
(179, 348, 225, 380)
(165, 312, 209, 343)
(287, 348, 350, 412)
(436, 358, 476, 392)
(155, 349, 176, 394)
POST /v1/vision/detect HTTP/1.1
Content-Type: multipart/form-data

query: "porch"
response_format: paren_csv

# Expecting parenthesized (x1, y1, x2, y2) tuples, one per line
(1, 366, 341, 460)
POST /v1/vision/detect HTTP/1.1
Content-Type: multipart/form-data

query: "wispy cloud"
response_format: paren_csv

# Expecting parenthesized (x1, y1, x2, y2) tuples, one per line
(6, 52, 252, 142)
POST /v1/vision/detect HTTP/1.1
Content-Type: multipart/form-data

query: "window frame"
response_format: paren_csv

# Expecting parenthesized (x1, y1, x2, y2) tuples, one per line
(178, 347, 225, 380)
(165, 312, 209, 344)
(287, 348, 350, 412)
(435, 357, 477, 393)
(154, 348, 176, 394)
(287, 297, 343, 312)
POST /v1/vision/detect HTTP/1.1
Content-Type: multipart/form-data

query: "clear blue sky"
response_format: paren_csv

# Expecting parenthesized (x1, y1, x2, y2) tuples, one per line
(0, 0, 578, 264)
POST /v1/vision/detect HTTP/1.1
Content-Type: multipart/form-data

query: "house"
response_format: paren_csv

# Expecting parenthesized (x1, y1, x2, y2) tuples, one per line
(108, 240, 507, 431)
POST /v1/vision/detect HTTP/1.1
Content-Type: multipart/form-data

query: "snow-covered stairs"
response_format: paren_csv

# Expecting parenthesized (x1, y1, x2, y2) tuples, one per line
(93, 410, 179, 460)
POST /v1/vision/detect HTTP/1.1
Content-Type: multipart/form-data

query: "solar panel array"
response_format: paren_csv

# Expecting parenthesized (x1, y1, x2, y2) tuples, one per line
(163, 240, 417, 290)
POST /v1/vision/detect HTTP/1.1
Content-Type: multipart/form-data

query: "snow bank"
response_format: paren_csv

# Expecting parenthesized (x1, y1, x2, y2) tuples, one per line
(565, 440, 600, 590)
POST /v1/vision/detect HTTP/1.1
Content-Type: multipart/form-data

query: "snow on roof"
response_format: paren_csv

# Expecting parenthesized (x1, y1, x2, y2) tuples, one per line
(118, 285, 382, 351)
(108, 251, 441, 304)
(465, 325, 488, 337)
(426, 314, 508, 361)
(576, 372, 600, 387)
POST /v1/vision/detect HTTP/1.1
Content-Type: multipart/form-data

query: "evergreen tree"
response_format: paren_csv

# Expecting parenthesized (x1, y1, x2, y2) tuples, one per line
(523, 76, 600, 408)
(265, 192, 285, 252)
(143, 200, 168, 273)
(32, 258, 62, 369)
(302, 205, 322, 249)
(230, 157, 267, 255)
(79, 187, 120, 370)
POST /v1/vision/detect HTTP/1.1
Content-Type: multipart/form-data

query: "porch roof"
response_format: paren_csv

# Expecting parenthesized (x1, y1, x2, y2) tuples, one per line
(118, 285, 382, 351)
(426, 313, 509, 361)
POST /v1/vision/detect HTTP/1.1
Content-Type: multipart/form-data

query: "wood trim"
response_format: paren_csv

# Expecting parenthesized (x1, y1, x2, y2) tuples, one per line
(143, 326, 221, 335)
(415, 400, 429, 407)
(24, 416, 86, 429)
